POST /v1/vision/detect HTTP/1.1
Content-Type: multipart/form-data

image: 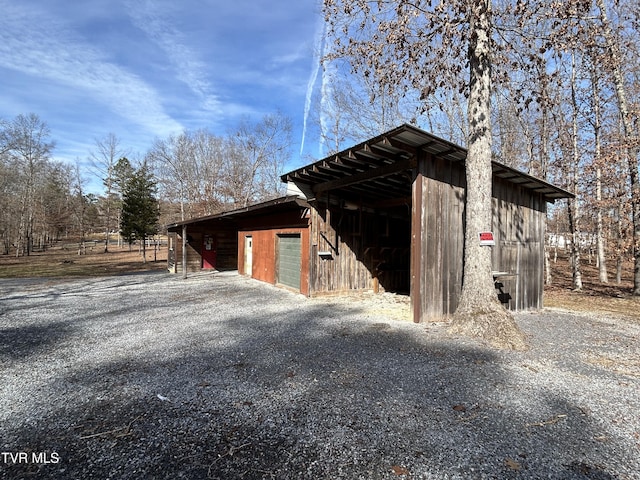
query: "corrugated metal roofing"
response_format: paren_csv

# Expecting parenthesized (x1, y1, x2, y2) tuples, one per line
(167, 196, 309, 230)
(282, 123, 573, 202)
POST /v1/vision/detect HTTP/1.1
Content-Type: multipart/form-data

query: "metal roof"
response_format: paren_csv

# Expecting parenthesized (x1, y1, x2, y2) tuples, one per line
(282, 124, 573, 203)
(167, 195, 309, 231)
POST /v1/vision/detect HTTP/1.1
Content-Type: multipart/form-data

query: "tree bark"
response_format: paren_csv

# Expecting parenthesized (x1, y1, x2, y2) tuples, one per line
(449, 0, 526, 350)
(590, 52, 608, 283)
(568, 52, 583, 291)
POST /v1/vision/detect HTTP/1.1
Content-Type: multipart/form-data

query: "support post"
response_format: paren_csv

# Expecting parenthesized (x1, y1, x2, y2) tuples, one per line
(182, 224, 188, 279)
(410, 158, 425, 323)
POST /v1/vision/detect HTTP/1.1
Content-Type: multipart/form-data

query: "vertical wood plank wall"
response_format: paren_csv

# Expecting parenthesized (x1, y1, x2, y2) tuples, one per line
(173, 231, 204, 273)
(172, 228, 238, 274)
(414, 152, 547, 322)
(309, 205, 411, 296)
(491, 178, 547, 311)
(415, 153, 465, 321)
(309, 206, 372, 294)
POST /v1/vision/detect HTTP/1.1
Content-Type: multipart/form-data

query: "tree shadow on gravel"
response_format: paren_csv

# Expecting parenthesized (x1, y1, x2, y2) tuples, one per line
(0, 321, 75, 361)
(0, 282, 635, 479)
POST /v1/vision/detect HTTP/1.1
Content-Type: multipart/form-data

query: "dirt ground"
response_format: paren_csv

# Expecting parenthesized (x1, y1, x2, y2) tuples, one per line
(544, 252, 639, 322)
(0, 242, 167, 278)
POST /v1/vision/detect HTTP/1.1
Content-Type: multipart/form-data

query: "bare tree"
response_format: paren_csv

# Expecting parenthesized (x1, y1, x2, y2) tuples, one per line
(227, 113, 292, 208)
(323, 0, 527, 348)
(147, 132, 196, 221)
(537, 0, 640, 291)
(71, 161, 90, 254)
(150, 113, 292, 220)
(592, 0, 640, 294)
(37, 162, 74, 248)
(567, 52, 583, 291)
(588, 50, 609, 283)
(89, 133, 126, 252)
(8, 114, 55, 256)
(190, 129, 226, 215)
(313, 67, 425, 154)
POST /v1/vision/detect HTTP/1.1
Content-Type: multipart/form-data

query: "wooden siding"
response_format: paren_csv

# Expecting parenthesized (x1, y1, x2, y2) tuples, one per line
(239, 230, 275, 283)
(172, 228, 238, 274)
(309, 204, 410, 296)
(412, 152, 547, 322)
(491, 177, 547, 311)
(413, 153, 465, 321)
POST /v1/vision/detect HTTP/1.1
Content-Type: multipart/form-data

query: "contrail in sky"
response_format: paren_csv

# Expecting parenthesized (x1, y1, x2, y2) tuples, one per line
(300, 16, 326, 157)
(319, 39, 333, 157)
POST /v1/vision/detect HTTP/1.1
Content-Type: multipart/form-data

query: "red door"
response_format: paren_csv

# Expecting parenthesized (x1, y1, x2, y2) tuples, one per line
(202, 235, 217, 269)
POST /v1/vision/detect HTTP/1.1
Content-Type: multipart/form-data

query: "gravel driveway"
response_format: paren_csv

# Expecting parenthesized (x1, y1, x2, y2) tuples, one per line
(1, 271, 639, 479)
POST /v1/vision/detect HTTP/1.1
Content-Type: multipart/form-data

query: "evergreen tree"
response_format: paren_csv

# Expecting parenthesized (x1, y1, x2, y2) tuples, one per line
(120, 163, 159, 263)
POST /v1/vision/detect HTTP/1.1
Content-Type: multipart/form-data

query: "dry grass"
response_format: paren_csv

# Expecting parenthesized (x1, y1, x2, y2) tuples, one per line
(0, 242, 168, 278)
(544, 251, 640, 322)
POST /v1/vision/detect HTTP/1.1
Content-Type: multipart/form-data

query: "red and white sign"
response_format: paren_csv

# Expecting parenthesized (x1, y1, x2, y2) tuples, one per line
(479, 231, 495, 246)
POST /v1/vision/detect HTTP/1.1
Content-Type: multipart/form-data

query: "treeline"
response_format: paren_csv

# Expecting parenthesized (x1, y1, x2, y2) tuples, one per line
(0, 114, 93, 255)
(0, 112, 292, 256)
(147, 112, 292, 221)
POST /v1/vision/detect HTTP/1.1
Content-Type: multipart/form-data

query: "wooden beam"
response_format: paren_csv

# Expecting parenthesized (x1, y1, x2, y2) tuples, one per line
(411, 164, 423, 323)
(312, 157, 416, 194)
(380, 135, 420, 156)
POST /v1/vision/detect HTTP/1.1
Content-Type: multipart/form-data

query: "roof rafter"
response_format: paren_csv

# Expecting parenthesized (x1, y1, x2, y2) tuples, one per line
(312, 158, 416, 194)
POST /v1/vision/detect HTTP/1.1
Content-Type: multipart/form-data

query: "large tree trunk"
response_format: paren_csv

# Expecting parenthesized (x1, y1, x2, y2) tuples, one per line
(590, 51, 608, 283)
(449, 0, 526, 350)
(568, 52, 583, 291)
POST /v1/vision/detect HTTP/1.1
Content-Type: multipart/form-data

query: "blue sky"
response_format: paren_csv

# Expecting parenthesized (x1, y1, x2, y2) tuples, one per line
(0, 0, 325, 192)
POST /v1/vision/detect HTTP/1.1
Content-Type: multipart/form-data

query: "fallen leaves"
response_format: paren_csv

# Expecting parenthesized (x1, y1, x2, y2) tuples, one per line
(78, 415, 142, 440)
(526, 414, 567, 428)
(585, 354, 640, 378)
(504, 458, 521, 471)
(453, 403, 483, 423)
(391, 465, 410, 476)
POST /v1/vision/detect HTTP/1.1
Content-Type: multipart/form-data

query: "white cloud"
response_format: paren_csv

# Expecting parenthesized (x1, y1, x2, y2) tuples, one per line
(125, 0, 222, 116)
(0, 1, 182, 137)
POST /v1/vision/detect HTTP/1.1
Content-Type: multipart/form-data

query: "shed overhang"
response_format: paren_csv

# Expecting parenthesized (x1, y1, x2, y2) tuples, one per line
(282, 124, 574, 203)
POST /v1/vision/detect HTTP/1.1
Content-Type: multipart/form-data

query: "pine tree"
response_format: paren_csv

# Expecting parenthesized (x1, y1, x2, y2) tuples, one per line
(120, 163, 159, 263)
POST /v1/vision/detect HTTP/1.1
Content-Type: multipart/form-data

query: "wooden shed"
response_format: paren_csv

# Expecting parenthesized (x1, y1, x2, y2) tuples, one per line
(167, 196, 312, 294)
(168, 124, 572, 323)
(282, 124, 572, 322)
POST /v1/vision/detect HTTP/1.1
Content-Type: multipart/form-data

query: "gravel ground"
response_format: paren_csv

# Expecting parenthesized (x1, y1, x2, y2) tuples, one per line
(1, 271, 639, 480)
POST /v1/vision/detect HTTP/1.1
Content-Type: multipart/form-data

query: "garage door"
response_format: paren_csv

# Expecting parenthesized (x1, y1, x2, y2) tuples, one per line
(277, 234, 301, 290)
